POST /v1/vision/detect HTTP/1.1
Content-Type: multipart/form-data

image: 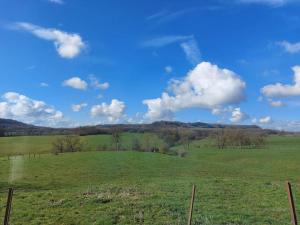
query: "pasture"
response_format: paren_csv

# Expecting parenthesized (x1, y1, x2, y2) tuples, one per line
(0, 134, 300, 224)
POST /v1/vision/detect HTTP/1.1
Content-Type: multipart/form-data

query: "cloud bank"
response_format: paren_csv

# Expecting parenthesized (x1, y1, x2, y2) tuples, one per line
(0, 92, 64, 126)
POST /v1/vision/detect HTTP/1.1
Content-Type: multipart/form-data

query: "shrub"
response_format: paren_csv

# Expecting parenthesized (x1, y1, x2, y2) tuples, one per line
(52, 135, 83, 154)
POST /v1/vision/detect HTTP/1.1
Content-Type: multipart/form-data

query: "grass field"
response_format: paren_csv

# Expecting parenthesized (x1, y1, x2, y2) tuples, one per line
(0, 134, 300, 224)
(0, 133, 163, 157)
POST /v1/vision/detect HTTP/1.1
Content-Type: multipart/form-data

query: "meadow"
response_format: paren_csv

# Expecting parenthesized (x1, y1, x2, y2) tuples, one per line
(0, 134, 300, 224)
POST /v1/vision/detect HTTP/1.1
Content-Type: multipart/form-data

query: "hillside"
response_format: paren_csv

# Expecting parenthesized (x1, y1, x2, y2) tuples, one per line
(0, 118, 262, 136)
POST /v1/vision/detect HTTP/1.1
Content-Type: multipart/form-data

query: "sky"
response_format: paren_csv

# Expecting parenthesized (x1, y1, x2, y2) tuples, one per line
(1, 0, 300, 130)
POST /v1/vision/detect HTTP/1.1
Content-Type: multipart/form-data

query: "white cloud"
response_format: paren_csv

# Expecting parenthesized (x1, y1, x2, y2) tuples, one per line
(146, 9, 192, 24)
(251, 118, 257, 123)
(278, 41, 300, 54)
(165, 66, 173, 74)
(91, 99, 126, 123)
(141, 35, 192, 48)
(14, 22, 85, 58)
(63, 77, 87, 90)
(141, 35, 201, 65)
(237, 0, 298, 6)
(0, 92, 65, 126)
(48, 0, 64, 4)
(71, 103, 87, 112)
(269, 99, 284, 107)
(40, 82, 49, 87)
(230, 108, 248, 123)
(261, 66, 300, 97)
(89, 75, 109, 90)
(143, 62, 246, 121)
(180, 39, 201, 65)
(259, 116, 273, 124)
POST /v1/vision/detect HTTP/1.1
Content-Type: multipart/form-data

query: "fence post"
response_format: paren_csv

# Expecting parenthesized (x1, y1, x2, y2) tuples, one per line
(3, 188, 13, 225)
(187, 184, 196, 225)
(286, 182, 298, 225)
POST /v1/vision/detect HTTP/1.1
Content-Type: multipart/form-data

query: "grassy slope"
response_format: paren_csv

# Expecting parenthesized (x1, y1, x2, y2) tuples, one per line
(0, 135, 300, 224)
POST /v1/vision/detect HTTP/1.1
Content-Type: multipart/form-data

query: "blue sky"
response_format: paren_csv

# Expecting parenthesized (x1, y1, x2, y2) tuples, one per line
(1, 0, 300, 130)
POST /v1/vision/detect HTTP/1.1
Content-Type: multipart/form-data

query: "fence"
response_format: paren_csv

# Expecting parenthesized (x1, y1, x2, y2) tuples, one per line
(2, 182, 298, 225)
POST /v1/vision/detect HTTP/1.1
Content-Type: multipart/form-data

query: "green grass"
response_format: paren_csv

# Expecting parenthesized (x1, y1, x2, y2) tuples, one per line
(0, 133, 163, 157)
(0, 135, 300, 224)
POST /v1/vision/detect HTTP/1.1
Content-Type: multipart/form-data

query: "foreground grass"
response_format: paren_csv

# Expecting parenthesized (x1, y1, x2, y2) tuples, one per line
(0, 135, 300, 224)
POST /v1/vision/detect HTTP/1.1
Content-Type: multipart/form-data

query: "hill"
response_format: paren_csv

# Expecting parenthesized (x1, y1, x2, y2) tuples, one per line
(0, 118, 262, 136)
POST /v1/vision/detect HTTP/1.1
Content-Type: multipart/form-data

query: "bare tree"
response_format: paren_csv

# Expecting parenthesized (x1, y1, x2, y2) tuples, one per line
(132, 137, 142, 151)
(180, 129, 193, 151)
(111, 127, 122, 151)
(215, 128, 266, 149)
(52, 135, 83, 154)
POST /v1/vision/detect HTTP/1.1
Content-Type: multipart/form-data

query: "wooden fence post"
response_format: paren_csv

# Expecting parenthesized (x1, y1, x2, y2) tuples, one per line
(3, 188, 13, 225)
(286, 182, 298, 225)
(187, 184, 196, 225)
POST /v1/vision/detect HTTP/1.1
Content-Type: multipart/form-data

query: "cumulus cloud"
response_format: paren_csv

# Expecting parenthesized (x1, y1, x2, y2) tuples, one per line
(278, 41, 300, 54)
(91, 99, 126, 123)
(71, 103, 87, 112)
(89, 75, 109, 90)
(0, 92, 64, 126)
(143, 62, 246, 121)
(259, 116, 273, 124)
(261, 66, 300, 97)
(63, 77, 87, 90)
(230, 108, 249, 123)
(14, 22, 85, 58)
(180, 39, 201, 65)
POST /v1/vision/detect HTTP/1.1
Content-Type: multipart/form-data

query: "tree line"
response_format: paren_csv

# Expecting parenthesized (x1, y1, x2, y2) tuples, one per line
(215, 128, 266, 149)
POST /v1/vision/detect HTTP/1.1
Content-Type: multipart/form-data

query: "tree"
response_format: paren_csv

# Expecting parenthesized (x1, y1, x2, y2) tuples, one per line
(52, 135, 83, 154)
(52, 137, 65, 154)
(179, 129, 193, 151)
(215, 129, 227, 150)
(111, 127, 122, 151)
(132, 137, 142, 151)
(0, 127, 5, 137)
(215, 128, 266, 149)
(64, 135, 83, 152)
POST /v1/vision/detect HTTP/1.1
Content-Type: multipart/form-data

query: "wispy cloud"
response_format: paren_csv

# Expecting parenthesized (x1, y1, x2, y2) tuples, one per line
(146, 9, 193, 24)
(72, 103, 87, 112)
(141, 35, 192, 48)
(141, 35, 201, 65)
(180, 39, 201, 65)
(89, 75, 109, 90)
(13, 22, 85, 59)
(278, 40, 300, 53)
(48, 0, 64, 4)
(40, 82, 49, 87)
(236, 0, 300, 7)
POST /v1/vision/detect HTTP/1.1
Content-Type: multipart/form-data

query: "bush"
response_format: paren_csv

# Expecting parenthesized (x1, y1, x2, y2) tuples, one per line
(132, 137, 142, 152)
(97, 144, 108, 151)
(52, 135, 83, 154)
